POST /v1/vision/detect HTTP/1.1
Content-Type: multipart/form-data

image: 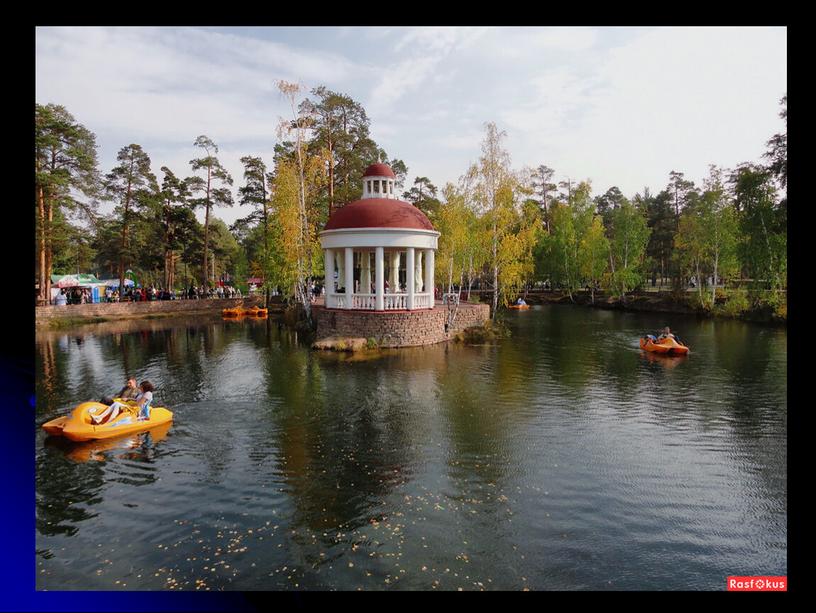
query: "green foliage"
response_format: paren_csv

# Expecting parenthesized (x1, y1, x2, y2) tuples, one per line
(608, 201, 650, 299)
(763, 94, 787, 189)
(35, 103, 100, 301)
(713, 289, 750, 317)
(403, 176, 441, 222)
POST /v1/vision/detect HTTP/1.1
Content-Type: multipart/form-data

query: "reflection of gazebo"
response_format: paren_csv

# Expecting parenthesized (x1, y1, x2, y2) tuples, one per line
(319, 163, 439, 311)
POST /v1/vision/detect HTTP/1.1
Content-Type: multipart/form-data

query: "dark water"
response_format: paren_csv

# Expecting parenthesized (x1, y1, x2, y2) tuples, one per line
(35, 306, 787, 591)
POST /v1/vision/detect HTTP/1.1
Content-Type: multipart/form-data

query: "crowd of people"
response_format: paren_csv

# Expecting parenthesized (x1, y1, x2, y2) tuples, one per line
(52, 284, 245, 305)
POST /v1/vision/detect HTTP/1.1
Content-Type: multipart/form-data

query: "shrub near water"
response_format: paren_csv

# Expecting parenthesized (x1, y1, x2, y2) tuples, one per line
(714, 289, 750, 318)
(454, 319, 510, 344)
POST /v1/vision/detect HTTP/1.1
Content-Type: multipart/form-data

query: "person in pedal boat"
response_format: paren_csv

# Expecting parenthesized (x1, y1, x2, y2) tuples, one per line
(516, 297, 527, 306)
(92, 380, 155, 424)
(657, 327, 676, 341)
(99, 377, 139, 406)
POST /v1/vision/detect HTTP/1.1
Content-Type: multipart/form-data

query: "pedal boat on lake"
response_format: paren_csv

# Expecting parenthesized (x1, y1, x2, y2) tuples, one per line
(41, 399, 173, 442)
(639, 335, 689, 356)
(508, 304, 530, 310)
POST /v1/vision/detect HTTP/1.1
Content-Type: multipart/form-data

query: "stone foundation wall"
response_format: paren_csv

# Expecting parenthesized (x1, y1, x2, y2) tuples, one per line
(314, 302, 490, 348)
(35, 296, 265, 325)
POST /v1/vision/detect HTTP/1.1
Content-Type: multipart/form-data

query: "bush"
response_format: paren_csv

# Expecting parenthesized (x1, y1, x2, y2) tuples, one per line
(714, 289, 750, 318)
(366, 337, 378, 350)
(454, 320, 511, 344)
(714, 287, 727, 304)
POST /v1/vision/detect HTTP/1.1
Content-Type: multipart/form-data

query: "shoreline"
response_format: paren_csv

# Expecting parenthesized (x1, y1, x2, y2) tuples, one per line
(35, 296, 277, 329)
(512, 290, 786, 327)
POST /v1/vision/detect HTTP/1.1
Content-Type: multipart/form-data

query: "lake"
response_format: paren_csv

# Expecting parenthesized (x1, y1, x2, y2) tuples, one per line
(35, 305, 787, 590)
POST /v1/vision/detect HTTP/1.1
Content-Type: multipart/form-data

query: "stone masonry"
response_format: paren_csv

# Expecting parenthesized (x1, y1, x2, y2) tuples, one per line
(35, 296, 265, 325)
(313, 302, 490, 348)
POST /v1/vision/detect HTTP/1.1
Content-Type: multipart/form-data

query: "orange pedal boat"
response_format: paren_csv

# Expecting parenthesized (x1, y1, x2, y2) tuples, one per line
(639, 335, 689, 356)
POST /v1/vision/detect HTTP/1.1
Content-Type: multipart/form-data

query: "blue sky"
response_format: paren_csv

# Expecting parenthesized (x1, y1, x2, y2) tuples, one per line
(36, 26, 787, 227)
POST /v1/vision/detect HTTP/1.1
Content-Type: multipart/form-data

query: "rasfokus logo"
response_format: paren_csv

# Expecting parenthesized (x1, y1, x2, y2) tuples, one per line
(727, 576, 787, 591)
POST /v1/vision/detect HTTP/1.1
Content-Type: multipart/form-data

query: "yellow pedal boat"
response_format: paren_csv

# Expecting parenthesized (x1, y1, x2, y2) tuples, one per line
(42, 399, 173, 442)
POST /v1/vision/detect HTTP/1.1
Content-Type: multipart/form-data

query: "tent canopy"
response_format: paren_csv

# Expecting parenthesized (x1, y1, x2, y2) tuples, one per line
(99, 278, 134, 287)
(51, 274, 102, 288)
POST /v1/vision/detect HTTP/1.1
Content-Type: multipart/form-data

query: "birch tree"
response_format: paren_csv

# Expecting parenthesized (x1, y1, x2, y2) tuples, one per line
(465, 122, 517, 318)
(608, 201, 650, 301)
(275, 80, 327, 320)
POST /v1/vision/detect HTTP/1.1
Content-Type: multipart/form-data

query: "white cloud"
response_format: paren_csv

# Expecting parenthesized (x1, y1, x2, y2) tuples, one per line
(36, 26, 786, 227)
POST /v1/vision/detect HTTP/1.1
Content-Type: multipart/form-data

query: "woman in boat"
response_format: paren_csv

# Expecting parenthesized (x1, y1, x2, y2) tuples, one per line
(92, 380, 155, 424)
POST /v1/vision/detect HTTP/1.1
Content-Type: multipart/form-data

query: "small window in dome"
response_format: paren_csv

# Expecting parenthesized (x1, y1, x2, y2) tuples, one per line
(374, 181, 380, 194)
(367, 180, 372, 194)
(388, 181, 393, 195)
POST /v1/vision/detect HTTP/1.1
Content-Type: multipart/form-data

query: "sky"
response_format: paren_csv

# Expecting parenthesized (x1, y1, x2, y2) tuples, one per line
(35, 26, 787, 227)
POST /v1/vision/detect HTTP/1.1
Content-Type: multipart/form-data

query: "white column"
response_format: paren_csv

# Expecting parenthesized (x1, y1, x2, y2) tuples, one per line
(415, 250, 423, 292)
(324, 249, 333, 293)
(344, 247, 354, 309)
(335, 251, 344, 290)
(425, 249, 434, 305)
(360, 251, 371, 294)
(389, 251, 400, 292)
(406, 247, 415, 310)
(375, 247, 384, 311)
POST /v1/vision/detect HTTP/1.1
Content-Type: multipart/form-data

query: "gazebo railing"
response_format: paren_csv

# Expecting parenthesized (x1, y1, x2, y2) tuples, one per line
(327, 293, 347, 309)
(352, 293, 376, 310)
(327, 292, 432, 310)
(414, 293, 432, 308)
(384, 293, 407, 310)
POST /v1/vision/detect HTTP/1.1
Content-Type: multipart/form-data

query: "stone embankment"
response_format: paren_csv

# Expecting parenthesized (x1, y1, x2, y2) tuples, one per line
(313, 302, 490, 349)
(36, 296, 268, 327)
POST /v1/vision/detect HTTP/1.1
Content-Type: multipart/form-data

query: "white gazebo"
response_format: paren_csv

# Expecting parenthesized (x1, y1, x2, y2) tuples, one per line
(320, 163, 439, 311)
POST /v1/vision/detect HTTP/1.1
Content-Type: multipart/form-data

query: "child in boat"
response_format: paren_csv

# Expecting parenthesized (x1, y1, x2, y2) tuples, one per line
(135, 381, 155, 421)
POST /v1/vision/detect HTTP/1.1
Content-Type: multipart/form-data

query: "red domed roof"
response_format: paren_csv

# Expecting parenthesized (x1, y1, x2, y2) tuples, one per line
(363, 163, 396, 178)
(324, 198, 435, 231)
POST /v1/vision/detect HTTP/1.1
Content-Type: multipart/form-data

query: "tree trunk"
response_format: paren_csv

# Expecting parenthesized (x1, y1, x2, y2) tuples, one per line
(328, 140, 334, 217)
(45, 196, 54, 303)
(712, 251, 719, 306)
(202, 165, 212, 287)
(37, 185, 47, 304)
(491, 220, 498, 318)
(262, 184, 270, 308)
(118, 166, 134, 294)
(466, 255, 473, 301)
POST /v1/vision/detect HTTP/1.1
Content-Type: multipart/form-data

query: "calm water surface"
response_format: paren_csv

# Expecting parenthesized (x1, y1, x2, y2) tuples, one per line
(35, 306, 787, 590)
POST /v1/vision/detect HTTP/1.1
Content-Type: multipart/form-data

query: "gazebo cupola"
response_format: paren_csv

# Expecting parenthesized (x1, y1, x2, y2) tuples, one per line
(361, 162, 397, 199)
(319, 163, 440, 311)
